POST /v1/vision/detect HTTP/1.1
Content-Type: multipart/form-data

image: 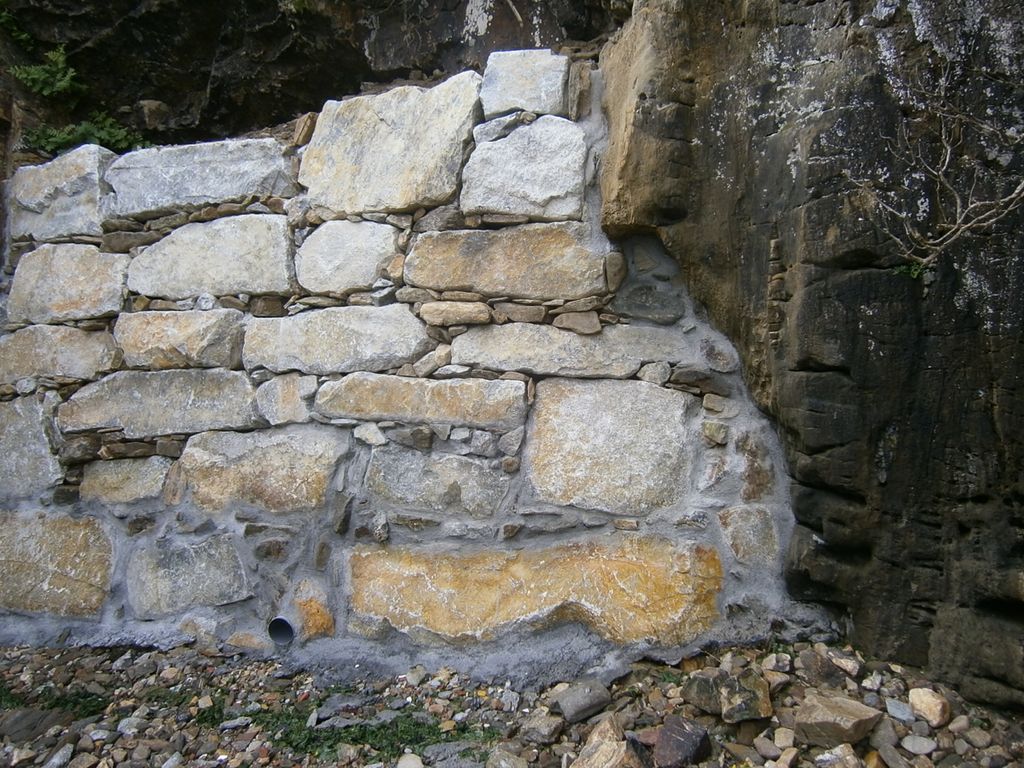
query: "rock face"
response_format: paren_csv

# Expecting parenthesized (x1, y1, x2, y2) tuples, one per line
(7, 245, 128, 324)
(127, 215, 292, 299)
(295, 220, 400, 296)
(114, 309, 244, 369)
(0, 326, 117, 384)
(0, 397, 62, 499)
(0, 513, 112, 616)
(349, 537, 722, 644)
(299, 72, 481, 214)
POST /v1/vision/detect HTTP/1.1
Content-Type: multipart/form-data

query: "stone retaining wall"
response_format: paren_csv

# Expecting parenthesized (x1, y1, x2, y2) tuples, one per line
(0, 50, 817, 673)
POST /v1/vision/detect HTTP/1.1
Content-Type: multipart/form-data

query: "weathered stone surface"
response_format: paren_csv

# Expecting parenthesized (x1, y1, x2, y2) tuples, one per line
(6, 145, 116, 241)
(79, 456, 173, 504)
(655, 715, 713, 768)
(365, 445, 509, 517)
(451, 321, 701, 378)
(316, 372, 527, 430)
(294, 578, 335, 640)
(908, 688, 951, 728)
(492, 302, 547, 324)
(127, 215, 292, 299)
(299, 71, 481, 213)
(404, 223, 608, 300)
(794, 693, 883, 748)
(720, 669, 773, 723)
(57, 369, 258, 439)
(479, 49, 570, 119)
(0, 397, 62, 499)
(0, 326, 117, 384)
(106, 139, 295, 216)
(295, 220, 400, 296)
(349, 537, 722, 644)
(718, 506, 779, 565)
(552, 310, 601, 334)
(418, 301, 491, 326)
(7, 245, 128, 324)
(243, 305, 431, 374)
(126, 535, 249, 619)
(0, 512, 111, 616)
(553, 681, 611, 723)
(173, 424, 349, 513)
(114, 309, 244, 369)
(524, 379, 693, 514)
(461, 116, 586, 221)
(256, 373, 318, 425)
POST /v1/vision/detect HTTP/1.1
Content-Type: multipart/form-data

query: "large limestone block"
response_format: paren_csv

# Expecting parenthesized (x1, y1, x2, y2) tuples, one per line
(479, 49, 570, 119)
(451, 322, 700, 378)
(299, 71, 481, 214)
(0, 397, 62, 499)
(106, 138, 296, 217)
(296, 220, 400, 296)
(127, 215, 292, 299)
(0, 512, 112, 616)
(243, 305, 431, 374)
(404, 223, 607, 300)
(80, 456, 173, 504)
(349, 537, 722, 644)
(0, 326, 117, 384)
(126, 535, 249, 619)
(7, 244, 128, 324)
(524, 379, 694, 514)
(57, 369, 258, 439)
(114, 309, 244, 369)
(172, 424, 349, 513)
(315, 372, 527, 430)
(6, 144, 116, 241)
(366, 445, 510, 517)
(461, 116, 587, 221)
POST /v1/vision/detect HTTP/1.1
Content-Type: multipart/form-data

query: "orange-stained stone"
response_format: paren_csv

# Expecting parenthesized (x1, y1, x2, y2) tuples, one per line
(349, 536, 722, 645)
(295, 579, 335, 640)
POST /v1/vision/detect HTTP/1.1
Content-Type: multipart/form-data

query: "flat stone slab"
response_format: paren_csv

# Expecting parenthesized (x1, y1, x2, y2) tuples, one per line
(479, 49, 570, 119)
(366, 445, 510, 517)
(172, 424, 349, 513)
(114, 309, 244, 369)
(256, 373, 318, 425)
(0, 397, 62, 499)
(7, 244, 128, 324)
(127, 215, 292, 299)
(299, 71, 481, 214)
(243, 305, 431, 374)
(296, 220, 400, 296)
(315, 372, 527, 430)
(106, 138, 296, 217)
(57, 369, 259, 439)
(6, 144, 116, 241)
(524, 379, 695, 514)
(451, 321, 700, 378)
(80, 456, 173, 504)
(461, 116, 586, 221)
(126, 535, 249, 619)
(795, 693, 883, 748)
(0, 326, 117, 384)
(349, 537, 722, 644)
(404, 223, 608, 300)
(0, 512, 112, 616)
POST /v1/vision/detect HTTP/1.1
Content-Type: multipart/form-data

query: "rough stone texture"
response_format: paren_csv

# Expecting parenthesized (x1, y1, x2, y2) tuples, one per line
(299, 71, 481, 214)
(0, 326, 117, 384)
(6, 144, 115, 241)
(173, 424, 349, 513)
(126, 535, 249, 619)
(114, 309, 244, 369)
(479, 49, 570, 119)
(57, 369, 258, 439)
(105, 139, 295, 217)
(404, 223, 608, 300)
(255, 373, 318, 425)
(127, 215, 292, 299)
(243, 305, 431, 374)
(524, 379, 693, 514)
(461, 116, 587, 221)
(0, 513, 111, 616)
(349, 537, 722, 644)
(0, 397, 62, 499)
(794, 693, 883, 748)
(295, 220, 400, 296)
(316, 372, 527, 430)
(79, 457, 173, 504)
(451, 321, 699, 378)
(718, 506, 779, 565)
(7, 245, 128, 324)
(418, 301, 492, 326)
(365, 445, 510, 517)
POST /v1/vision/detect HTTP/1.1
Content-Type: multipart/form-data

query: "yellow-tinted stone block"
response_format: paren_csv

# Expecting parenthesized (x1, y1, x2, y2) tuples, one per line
(349, 537, 722, 645)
